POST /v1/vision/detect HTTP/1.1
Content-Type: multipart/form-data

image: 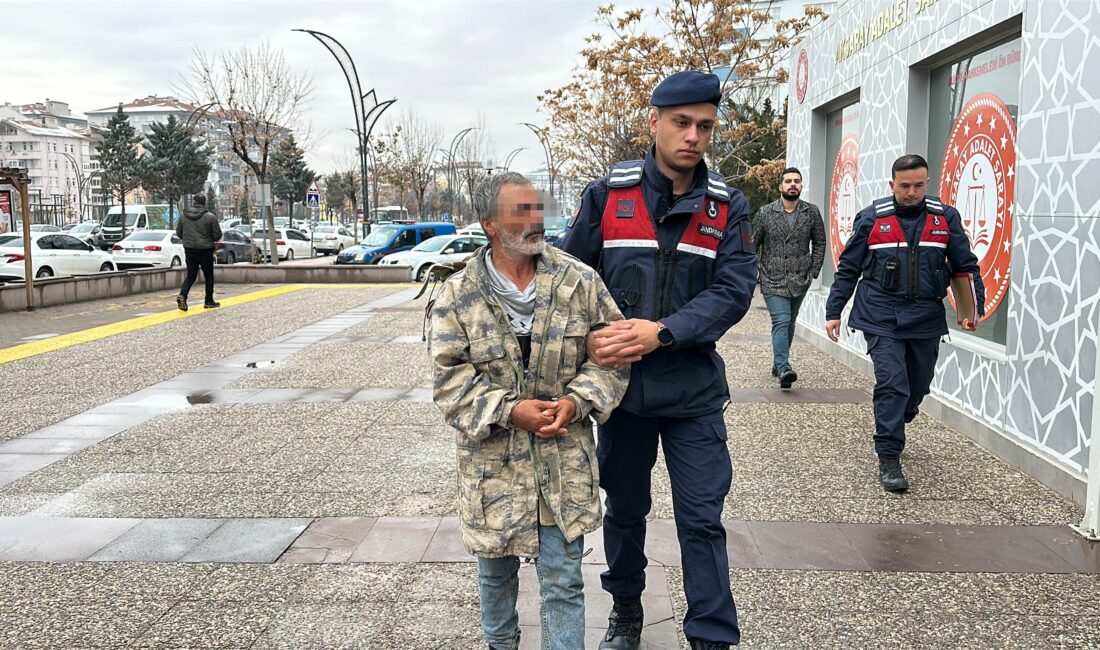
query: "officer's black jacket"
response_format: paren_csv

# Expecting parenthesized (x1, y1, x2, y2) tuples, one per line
(826, 197, 985, 339)
(563, 147, 756, 417)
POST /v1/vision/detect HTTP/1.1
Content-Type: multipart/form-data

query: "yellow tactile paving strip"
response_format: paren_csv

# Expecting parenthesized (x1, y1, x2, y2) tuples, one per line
(0, 283, 416, 366)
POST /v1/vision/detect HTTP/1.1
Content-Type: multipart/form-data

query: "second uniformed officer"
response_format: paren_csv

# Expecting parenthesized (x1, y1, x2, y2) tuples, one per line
(825, 154, 985, 492)
(563, 71, 756, 650)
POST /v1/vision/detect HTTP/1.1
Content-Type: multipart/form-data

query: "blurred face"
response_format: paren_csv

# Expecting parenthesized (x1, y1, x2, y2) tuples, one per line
(486, 183, 545, 256)
(780, 172, 802, 200)
(890, 168, 929, 206)
(650, 103, 718, 174)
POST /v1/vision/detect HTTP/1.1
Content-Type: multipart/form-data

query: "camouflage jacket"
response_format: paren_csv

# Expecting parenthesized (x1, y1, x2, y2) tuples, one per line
(429, 245, 629, 559)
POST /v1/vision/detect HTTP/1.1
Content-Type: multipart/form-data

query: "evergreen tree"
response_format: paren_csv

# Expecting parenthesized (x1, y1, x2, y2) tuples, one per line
(269, 135, 316, 212)
(324, 172, 346, 220)
(99, 106, 143, 240)
(139, 115, 212, 227)
(205, 186, 218, 215)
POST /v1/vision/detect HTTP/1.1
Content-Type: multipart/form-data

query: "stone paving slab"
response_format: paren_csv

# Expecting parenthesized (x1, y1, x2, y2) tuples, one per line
(88, 518, 225, 562)
(0, 516, 141, 561)
(179, 518, 311, 563)
(0, 287, 401, 443)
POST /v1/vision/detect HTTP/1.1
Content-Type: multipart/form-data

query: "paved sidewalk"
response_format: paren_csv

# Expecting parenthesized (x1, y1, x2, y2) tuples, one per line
(0, 289, 1096, 648)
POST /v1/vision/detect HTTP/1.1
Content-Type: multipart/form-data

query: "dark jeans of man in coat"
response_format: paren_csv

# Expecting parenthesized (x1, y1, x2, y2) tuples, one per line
(180, 247, 215, 304)
(763, 293, 804, 373)
(598, 408, 740, 644)
(864, 333, 940, 456)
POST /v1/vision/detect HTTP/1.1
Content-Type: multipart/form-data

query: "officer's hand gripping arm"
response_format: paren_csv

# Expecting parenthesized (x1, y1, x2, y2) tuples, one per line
(563, 275, 631, 423)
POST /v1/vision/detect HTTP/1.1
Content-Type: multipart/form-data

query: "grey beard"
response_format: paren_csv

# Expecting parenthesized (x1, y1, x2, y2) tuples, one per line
(501, 229, 545, 256)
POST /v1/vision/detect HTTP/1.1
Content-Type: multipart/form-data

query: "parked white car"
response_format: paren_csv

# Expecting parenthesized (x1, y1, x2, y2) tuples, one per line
(457, 223, 485, 237)
(111, 230, 185, 270)
(311, 224, 356, 255)
(66, 222, 103, 245)
(0, 232, 116, 281)
(253, 228, 312, 261)
(381, 233, 487, 281)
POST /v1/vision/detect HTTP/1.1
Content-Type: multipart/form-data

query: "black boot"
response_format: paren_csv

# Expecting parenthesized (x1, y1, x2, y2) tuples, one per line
(689, 639, 731, 650)
(878, 455, 909, 492)
(778, 367, 797, 389)
(599, 595, 643, 649)
(176, 295, 188, 311)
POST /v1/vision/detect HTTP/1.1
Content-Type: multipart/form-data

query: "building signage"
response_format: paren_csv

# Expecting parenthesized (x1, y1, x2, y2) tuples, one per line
(834, 0, 940, 63)
(0, 190, 13, 232)
(828, 133, 860, 269)
(938, 92, 1016, 321)
(795, 48, 809, 104)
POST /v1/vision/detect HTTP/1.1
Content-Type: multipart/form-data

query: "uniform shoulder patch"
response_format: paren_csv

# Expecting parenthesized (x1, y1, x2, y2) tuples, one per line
(872, 196, 895, 217)
(607, 160, 643, 188)
(706, 170, 730, 202)
(924, 195, 945, 215)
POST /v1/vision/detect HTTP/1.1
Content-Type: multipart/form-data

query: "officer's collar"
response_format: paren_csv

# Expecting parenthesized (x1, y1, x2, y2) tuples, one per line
(643, 146, 709, 211)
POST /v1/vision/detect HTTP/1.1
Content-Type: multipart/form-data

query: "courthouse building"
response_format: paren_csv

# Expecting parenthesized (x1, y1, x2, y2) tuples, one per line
(785, 0, 1099, 504)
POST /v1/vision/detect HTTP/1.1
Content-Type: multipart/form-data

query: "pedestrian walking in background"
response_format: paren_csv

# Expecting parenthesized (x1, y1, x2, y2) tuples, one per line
(563, 70, 756, 650)
(175, 194, 222, 311)
(430, 172, 629, 650)
(751, 167, 825, 388)
(825, 154, 985, 492)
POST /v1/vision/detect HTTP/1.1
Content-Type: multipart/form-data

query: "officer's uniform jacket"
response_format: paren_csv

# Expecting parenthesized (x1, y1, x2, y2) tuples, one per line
(825, 196, 985, 339)
(429, 245, 629, 559)
(563, 147, 756, 417)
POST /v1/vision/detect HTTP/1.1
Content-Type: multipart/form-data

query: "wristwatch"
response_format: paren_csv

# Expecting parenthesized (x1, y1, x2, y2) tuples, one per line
(656, 322, 675, 348)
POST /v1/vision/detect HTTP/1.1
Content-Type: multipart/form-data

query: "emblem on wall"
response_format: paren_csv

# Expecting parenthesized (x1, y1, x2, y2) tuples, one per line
(938, 92, 1017, 321)
(829, 133, 859, 270)
(795, 48, 809, 105)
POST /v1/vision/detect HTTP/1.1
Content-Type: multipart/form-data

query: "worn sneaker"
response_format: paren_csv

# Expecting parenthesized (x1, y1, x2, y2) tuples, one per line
(176, 295, 188, 312)
(203, 301, 221, 309)
(599, 595, 643, 649)
(878, 455, 909, 492)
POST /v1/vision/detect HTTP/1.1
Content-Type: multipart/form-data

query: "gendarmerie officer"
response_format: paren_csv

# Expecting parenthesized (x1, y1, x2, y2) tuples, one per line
(563, 71, 755, 650)
(825, 154, 985, 492)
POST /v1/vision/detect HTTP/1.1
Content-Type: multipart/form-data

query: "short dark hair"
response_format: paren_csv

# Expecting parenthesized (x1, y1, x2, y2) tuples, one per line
(192, 193, 206, 206)
(779, 166, 802, 182)
(891, 154, 928, 178)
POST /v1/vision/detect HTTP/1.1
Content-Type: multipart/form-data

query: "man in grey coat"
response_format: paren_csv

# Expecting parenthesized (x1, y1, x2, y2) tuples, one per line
(175, 193, 222, 311)
(751, 167, 825, 388)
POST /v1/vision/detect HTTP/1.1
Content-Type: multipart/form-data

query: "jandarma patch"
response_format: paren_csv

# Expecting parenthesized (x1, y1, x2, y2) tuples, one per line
(615, 199, 635, 218)
(699, 224, 725, 240)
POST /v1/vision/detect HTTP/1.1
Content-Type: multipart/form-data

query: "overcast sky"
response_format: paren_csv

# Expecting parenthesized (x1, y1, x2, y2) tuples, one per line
(7, 0, 611, 175)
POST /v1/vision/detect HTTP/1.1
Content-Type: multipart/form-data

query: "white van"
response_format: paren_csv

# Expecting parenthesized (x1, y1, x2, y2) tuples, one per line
(99, 204, 175, 250)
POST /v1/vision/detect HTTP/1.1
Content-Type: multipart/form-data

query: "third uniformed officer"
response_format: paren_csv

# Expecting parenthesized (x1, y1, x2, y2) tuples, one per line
(825, 154, 985, 492)
(563, 71, 756, 650)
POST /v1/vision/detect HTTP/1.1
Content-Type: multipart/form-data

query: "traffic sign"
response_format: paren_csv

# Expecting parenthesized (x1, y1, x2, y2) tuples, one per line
(305, 179, 320, 209)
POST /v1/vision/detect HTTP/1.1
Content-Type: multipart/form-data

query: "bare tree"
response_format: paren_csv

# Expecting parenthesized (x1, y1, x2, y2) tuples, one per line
(394, 109, 442, 219)
(456, 115, 493, 223)
(177, 42, 312, 262)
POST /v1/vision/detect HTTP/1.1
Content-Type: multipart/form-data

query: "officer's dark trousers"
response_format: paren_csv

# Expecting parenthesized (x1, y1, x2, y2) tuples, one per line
(864, 334, 940, 457)
(598, 409, 739, 644)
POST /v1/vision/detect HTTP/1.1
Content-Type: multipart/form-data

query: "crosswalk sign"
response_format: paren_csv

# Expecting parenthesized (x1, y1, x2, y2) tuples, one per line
(305, 179, 320, 209)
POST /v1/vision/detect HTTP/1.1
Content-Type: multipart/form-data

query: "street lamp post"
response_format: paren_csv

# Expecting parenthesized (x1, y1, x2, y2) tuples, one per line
(520, 122, 555, 198)
(445, 128, 475, 223)
(503, 147, 525, 171)
(59, 152, 88, 222)
(294, 29, 396, 244)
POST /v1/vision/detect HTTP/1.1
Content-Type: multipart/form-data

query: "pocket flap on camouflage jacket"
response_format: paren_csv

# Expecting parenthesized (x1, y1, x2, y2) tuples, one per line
(469, 337, 507, 363)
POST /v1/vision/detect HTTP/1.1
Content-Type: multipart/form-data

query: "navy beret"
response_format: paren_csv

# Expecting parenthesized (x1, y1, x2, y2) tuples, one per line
(650, 71, 722, 108)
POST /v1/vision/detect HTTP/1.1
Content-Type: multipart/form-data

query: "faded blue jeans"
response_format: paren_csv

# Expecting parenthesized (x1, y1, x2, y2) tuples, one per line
(763, 293, 805, 373)
(477, 525, 585, 650)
